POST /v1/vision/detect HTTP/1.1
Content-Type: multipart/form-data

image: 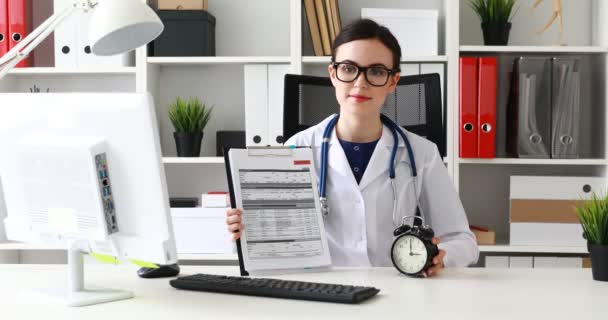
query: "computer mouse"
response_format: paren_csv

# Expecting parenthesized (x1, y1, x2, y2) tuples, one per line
(137, 264, 180, 279)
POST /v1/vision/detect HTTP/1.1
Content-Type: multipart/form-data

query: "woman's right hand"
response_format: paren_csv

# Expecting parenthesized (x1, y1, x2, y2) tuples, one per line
(226, 208, 244, 241)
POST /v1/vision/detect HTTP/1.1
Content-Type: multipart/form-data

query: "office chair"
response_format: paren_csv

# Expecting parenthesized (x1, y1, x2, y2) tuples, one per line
(283, 73, 446, 157)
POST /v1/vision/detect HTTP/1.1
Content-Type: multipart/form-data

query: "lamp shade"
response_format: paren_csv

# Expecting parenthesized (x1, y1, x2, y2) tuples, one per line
(90, 0, 164, 56)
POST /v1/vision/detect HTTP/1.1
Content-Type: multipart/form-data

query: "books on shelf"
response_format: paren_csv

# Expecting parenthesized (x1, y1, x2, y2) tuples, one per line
(314, 0, 330, 55)
(303, 0, 323, 56)
(328, 0, 340, 44)
(304, 0, 340, 56)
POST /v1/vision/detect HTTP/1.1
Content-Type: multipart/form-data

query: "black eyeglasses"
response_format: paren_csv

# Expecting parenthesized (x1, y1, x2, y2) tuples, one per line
(331, 61, 399, 87)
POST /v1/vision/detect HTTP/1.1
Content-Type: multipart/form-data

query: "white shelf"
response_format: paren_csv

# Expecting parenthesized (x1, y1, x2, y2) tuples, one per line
(302, 55, 449, 64)
(162, 157, 224, 164)
(1, 242, 587, 256)
(7, 67, 136, 75)
(479, 245, 587, 254)
(0, 243, 238, 261)
(458, 158, 607, 166)
(0, 243, 63, 250)
(147, 56, 292, 65)
(460, 45, 608, 53)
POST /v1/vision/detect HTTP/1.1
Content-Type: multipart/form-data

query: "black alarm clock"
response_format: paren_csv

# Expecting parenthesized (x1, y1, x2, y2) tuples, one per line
(390, 216, 439, 277)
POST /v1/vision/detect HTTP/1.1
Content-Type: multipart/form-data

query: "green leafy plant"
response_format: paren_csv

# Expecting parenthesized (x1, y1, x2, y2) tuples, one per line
(168, 97, 213, 133)
(469, 0, 518, 23)
(575, 192, 608, 245)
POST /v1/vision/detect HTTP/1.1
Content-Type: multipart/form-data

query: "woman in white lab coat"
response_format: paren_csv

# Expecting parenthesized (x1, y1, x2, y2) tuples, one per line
(226, 19, 479, 276)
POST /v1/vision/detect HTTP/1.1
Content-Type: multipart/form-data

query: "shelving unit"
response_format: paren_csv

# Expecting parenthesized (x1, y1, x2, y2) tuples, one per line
(1, 0, 607, 265)
(456, 0, 608, 267)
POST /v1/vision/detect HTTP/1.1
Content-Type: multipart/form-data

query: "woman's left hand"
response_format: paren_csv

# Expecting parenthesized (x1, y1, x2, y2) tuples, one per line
(425, 237, 446, 277)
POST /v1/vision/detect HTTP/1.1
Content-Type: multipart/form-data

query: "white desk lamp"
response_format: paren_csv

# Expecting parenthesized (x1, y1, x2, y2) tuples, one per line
(0, 0, 163, 79)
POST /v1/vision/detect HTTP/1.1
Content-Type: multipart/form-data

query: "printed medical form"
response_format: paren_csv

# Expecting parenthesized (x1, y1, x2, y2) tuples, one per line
(227, 148, 332, 274)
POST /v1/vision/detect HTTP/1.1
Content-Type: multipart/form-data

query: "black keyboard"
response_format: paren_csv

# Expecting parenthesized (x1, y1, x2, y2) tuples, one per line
(170, 273, 380, 304)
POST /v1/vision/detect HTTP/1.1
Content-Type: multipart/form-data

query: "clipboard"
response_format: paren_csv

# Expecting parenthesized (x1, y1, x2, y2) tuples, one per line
(223, 146, 332, 276)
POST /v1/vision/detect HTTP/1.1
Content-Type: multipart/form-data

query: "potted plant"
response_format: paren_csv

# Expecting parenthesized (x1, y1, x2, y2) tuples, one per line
(469, 0, 518, 45)
(169, 97, 213, 157)
(575, 192, 608, 281)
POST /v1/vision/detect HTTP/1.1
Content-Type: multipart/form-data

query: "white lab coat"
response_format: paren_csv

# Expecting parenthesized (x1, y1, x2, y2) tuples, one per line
(285, 115, 479, 267)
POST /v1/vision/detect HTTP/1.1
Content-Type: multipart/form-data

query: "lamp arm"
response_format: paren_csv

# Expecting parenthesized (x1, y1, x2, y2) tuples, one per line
(0, 0, 98, 79)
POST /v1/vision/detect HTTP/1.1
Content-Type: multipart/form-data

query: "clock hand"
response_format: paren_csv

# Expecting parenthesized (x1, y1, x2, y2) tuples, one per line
(409, 240, 413, 255)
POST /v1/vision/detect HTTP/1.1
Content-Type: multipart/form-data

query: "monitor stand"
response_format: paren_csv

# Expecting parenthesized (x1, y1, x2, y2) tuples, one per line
(22, 240, 133, 307)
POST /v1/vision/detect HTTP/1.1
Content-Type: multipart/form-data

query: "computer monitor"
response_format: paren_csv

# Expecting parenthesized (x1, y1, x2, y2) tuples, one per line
(0, 93, 178, 306)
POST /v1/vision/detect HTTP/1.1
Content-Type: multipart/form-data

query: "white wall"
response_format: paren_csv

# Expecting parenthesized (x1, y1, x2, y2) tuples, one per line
(210, 0, 290, 56)
(165, 163, 229, 198)
(157, 65, 246, 158)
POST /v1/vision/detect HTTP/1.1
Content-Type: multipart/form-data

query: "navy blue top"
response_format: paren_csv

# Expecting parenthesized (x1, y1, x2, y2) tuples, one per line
(338, 138, 379, 184)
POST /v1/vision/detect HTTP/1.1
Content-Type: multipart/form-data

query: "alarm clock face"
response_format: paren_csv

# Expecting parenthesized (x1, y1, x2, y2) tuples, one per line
(392, 235, 428, 274)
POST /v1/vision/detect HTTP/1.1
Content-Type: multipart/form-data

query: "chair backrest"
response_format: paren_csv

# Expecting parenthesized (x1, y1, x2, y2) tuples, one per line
(283, 73, 446, 157)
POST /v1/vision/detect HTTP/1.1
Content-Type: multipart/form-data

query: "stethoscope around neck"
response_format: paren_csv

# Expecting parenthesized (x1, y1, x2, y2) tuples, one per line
(319, 113, 423, 226)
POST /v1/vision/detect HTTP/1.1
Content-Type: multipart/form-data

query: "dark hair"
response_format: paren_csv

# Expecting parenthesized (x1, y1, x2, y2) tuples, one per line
(331, 18, 401, 70)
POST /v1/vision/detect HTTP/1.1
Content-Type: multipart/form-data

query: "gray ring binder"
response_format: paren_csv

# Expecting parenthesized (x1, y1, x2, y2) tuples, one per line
(529, 133, 543, 144)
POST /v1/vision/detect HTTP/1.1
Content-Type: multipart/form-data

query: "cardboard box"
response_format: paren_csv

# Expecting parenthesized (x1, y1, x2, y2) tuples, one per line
(471, 228, 496, 245)
(158, 0, 208, 10)
(583, 258, 592, 268)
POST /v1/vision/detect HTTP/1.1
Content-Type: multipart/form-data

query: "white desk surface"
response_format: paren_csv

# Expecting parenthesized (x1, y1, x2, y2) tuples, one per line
(0, 265, 606, 319)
